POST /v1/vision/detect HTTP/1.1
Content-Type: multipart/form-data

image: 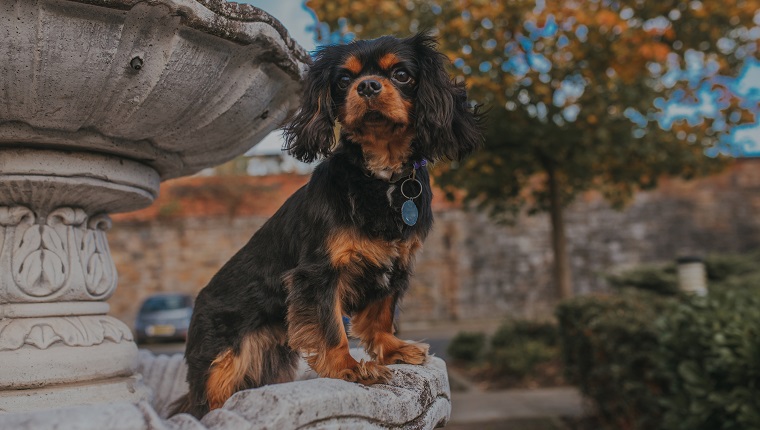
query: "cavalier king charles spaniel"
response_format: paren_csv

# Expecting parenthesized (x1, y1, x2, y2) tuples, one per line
(171, 33, 483, 418)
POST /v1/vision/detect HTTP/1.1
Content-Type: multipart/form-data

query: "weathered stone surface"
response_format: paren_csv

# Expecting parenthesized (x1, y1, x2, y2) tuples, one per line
(0, 349, 451, 430)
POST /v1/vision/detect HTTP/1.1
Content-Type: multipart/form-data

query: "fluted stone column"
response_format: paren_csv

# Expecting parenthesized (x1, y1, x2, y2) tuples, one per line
(0, 149, 160, 410)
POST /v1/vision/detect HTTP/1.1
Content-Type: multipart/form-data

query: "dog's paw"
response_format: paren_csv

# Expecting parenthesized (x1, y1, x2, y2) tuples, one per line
(338, 360, 393, 385)
(380, 341, 429, 365)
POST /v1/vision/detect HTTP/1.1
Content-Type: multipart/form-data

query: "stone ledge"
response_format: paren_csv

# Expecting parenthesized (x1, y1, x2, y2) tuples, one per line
(0, 349, 451, 429)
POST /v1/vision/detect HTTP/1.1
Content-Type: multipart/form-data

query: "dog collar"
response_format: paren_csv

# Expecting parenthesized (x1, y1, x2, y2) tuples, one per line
(388, 158, 427, 184)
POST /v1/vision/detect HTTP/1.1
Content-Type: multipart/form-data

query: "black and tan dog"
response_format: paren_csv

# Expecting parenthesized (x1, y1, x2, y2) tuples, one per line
(171, 33, 483, 418)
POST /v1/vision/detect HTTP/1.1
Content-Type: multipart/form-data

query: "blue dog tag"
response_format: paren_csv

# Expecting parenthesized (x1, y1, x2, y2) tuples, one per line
(402, 199, 418, 226)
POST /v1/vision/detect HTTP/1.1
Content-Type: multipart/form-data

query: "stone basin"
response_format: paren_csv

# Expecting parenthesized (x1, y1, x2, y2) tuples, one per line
(0, 0, 308, 183)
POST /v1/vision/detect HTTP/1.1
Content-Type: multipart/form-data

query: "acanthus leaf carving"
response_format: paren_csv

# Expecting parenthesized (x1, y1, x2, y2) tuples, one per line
(0, 207, 35, 282)
(1, 206, 117, 300)
(101, 318, 130, 343)
(48, 207, 88, 228)
(82, 214, 116, 297)
(12, 219, 68, 298)
(26, 324, 63, 349)
(0, 316, 133, 351)
(0, 206, 35, 227)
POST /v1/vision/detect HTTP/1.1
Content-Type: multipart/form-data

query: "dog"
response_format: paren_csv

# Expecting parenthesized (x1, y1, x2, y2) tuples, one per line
(170, 33, 483, 419)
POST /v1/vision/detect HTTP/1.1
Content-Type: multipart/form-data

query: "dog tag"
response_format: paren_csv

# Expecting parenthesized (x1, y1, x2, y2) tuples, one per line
(400, 170, 423, 227)
(402, 199, 418, 226)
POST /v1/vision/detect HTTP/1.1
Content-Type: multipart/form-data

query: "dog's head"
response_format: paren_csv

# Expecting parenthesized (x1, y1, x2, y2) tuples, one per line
(284, 33, 483, 171)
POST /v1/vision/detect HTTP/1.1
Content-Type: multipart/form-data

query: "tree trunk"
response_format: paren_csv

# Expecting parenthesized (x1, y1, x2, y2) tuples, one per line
(547, 166, 573, 299)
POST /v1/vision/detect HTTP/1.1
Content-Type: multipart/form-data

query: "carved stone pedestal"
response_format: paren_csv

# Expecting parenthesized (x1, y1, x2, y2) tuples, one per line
(0, 148, 160, 410)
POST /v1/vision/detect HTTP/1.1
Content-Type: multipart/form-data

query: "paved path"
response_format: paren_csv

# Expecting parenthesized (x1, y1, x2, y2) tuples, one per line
(402, 320, 588, 428)
(450, 386, 586, 425)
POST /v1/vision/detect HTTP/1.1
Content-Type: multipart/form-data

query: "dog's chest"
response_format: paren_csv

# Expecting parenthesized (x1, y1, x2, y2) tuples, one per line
(327, 227, 422, 309)
(347, 181, 421, 239)
(327, 228, 421, 273)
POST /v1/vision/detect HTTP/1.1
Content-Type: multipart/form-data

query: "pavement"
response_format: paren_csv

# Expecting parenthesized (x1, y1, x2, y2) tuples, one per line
(139, 319, 589, 430)
(402, 321, 589, 430)
(447, 385, 586, 429)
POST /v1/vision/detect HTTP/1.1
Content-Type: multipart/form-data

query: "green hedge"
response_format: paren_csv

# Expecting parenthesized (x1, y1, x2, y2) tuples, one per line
(606, 250, 760, 295)
(486, 320, 559, 378)
(447, 320, 560, 383)
(558, 252, 760, 430)
(447, 331, 487, 362)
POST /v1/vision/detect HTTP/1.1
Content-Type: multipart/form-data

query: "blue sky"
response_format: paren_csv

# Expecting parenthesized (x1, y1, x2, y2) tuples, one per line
(240, 1, 318, 53)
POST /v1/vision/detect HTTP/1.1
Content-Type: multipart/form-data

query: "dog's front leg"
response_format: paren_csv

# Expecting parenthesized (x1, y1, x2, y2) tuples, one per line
(285, 265, 392, 385)
(351, 295, 429, 365)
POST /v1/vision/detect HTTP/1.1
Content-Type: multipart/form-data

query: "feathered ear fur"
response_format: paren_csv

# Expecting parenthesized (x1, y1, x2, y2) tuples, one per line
(411, 33, 484, 161)
(283, 47, 338, 163)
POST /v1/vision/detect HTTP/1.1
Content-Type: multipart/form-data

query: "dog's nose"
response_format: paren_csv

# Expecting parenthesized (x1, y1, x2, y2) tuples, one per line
(357, 79, 382, 98)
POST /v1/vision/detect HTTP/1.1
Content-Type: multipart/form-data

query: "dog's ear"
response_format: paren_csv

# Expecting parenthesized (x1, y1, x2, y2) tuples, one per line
(283, 47, 338, 163)
(411, 33, 484, 162)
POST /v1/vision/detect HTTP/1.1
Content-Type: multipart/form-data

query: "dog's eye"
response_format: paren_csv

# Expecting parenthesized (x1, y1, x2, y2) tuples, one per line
(337, 75, 351, 89)
(392, 69, 411, 84)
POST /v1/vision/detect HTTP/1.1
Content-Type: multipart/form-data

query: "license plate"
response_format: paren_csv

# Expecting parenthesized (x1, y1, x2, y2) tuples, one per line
(147, 324, 176, 336)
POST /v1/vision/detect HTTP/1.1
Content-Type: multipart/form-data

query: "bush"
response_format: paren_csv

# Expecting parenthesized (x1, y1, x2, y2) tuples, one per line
(557, 291, 672, 430)
(447, 331, 486, 363)
(558, 284, 760, 430)
(487, 338, 558, 378)
(656, 289, 760, 430)
(490, 319, 559, 348)
(705, 250, 760, 282)
(607, 263, 679, 295)
(607, 251, 760, 297)
(448, 320, 562, 387)
(487, 320, 560, 379)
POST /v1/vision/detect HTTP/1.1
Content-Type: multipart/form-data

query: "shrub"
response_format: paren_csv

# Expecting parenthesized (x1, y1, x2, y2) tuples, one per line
(607, 251, 760, 297)
(557, 291, 672, 430)
(705, 250, 760, 282)
(607, 263, 679, 295)
(656, 289, 760, 430)
(448, 320, 562, 386)
(447, 331, 486, 363)
(487, 338, 558, 378)
(487, 320, 560, 379)
(558, 284, 760, 430)
(490, 319, 559, 348)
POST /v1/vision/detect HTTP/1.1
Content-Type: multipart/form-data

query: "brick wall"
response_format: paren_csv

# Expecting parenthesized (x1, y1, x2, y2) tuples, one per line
(107, 160, 760, 327)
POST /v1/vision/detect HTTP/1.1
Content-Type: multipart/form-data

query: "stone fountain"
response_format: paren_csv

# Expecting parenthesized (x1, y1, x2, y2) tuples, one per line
(0, 0, 451, 428)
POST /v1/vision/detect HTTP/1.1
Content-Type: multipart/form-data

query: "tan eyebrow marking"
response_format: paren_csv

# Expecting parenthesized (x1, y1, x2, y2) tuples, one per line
(378, 53, 400, 70)
(342, 55, 362, 74)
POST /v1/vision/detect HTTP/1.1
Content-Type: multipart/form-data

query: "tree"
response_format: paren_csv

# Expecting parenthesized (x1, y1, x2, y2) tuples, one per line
(307, 0, 758, 298)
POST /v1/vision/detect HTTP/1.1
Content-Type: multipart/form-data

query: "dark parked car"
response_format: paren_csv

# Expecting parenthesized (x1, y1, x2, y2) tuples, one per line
(134, 293, 193, 344)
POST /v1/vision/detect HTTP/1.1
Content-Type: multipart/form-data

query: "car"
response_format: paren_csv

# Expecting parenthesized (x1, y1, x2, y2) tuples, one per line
(134, 293, 193, 344)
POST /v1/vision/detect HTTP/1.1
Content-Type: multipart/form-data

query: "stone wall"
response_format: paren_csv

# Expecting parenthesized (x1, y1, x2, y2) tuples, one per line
(107, 160, 760, 327)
